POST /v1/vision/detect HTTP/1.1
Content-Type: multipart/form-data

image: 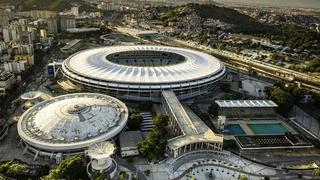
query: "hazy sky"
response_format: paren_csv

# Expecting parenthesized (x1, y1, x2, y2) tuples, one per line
(213, 0, 320, 9)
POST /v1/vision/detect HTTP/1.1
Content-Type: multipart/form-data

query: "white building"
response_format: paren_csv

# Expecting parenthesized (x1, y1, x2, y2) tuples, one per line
(59, 15, 76, 32)
(0, 41, 7, 53)
(2, 27, 18, 42)
(62, 45, 226, 101)
(4, 61, 27, 73)
(47, 16, 58, 35)
(0, 71, 16, 91)
(71, 6, 79, 17)
(17, 93, 128, 162)
(40, 29, 47, 39)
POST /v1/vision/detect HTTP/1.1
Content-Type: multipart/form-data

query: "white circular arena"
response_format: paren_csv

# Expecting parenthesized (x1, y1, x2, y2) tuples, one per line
(17, 93, 128, 158)
(62, 45, 226, 101)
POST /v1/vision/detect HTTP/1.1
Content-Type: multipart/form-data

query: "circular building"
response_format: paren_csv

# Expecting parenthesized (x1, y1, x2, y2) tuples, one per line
(62, 45, 226, 101)
(17, 93, 128, 161)
(20, 91, 43, 110)
(20, 91, 42, 101)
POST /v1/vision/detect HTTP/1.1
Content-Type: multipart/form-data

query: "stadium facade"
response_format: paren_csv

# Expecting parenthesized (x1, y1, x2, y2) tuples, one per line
(62, 45, 226, 101)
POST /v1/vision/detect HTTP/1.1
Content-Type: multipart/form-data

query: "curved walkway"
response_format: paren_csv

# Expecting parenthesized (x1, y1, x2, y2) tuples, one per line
(175, 163, 297, 180)
(169, 150, 314, 180)
(174, 163, 278, 180)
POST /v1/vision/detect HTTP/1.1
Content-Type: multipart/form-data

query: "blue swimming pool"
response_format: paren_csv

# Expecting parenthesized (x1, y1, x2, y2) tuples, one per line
(248, 123, 288, 135)
(224, 124, 246, 135)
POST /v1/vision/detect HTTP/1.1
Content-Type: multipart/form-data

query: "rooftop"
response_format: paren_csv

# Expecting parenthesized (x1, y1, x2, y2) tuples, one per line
(62, 45, 224, 85)
(162, 91, 223, 150)
(119, 131, 143, 150)
(20, 91, 42, 100)
(235, 134, 313, 150)
(61, 39, 81, 51)
(215, 100, 278, 108)
(0, 71, 13, 81)
(18, 93, 128, 152)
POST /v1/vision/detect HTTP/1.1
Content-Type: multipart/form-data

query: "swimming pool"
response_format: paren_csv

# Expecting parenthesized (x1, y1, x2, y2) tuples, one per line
(248, 123, 288, 135)
(224, 124, 246, 135)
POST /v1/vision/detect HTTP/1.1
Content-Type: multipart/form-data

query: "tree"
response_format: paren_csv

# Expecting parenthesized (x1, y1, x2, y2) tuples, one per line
(264, 86, 274, 99)
(153, 114, 169, 129)
(43, 155, 88, 180)
(138, 128, 167, 160)
(306, 58, 320, 72)
(208, 103, 219, 117)
(270, 87, 294, 114)
(220, 83, 231, 93)
(144, 169, 151, 176)
(313, 169, 320, 178)
(128, 113, 143, 130)
(138, 114, 168, 160)
(139, 101, 153, 111)
(0, 160, 50, 179)
(11, 99, 22, 107)
(291, 86, 302, 102)
(239, 174, 248, 180)
(92, 171, 110, 180)
(118, 171, 129, 180)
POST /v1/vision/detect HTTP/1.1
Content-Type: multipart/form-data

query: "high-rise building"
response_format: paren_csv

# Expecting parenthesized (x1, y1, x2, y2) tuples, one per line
(0, 10, 14, 27)
(13, 44, 34, 55)
(47, 15, 58, 35)
(2, 27, 18, 43)
(0, 41, 7, 54)
(14, 54, 34, 66)
(59, 15, 76, 32)
(40, 29, 47, 39)
(4, 61, 27, 73)
(30, 10, 57, 19)
(0, 15, 10, 27)
(2, 28, 10, 42)
(18, 19, 28, 25)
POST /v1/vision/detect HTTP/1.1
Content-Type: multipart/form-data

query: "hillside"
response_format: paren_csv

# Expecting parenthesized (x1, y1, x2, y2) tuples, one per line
(0, 0, 80, 11)
(159, 3, 275, 34)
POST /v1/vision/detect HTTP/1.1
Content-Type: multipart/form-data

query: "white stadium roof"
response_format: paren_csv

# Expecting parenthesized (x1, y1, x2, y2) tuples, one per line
(215, 100, 278, 108)
(62, 45, 224, 85)
(17, 93, 128, 152)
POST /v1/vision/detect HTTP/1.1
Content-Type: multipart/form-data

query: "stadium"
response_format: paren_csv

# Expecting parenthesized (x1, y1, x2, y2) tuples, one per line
(17, 93, 128, 162)
(62, 45, 226, 101)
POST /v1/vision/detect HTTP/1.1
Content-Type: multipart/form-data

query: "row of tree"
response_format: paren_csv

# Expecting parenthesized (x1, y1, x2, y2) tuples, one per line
(137, 114, 169, 161)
